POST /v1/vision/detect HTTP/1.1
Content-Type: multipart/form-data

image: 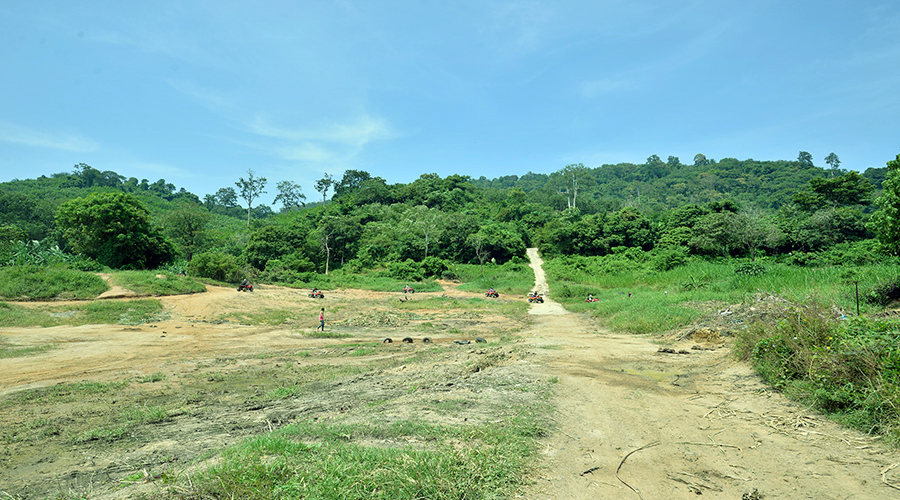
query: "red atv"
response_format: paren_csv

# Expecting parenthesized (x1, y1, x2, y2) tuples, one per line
(237, 282, 253, 292)
(308, 289, 324, 299)
(485, 289, 499, 298)
(527, 292, 543, 303)
(403, 285, 415, 294)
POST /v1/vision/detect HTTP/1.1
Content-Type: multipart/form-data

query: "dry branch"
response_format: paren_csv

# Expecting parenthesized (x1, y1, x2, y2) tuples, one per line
(616, 441, 659, 499)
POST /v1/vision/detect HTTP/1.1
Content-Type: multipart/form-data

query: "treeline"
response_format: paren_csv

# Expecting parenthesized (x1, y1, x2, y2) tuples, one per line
(0, 153, 896, 282)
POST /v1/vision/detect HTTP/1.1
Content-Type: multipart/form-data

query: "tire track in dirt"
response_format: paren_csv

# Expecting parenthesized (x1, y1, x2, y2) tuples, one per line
(521, 248, 899, 500)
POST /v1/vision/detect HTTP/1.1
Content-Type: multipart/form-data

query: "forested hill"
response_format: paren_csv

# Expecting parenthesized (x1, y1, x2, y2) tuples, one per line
(0, 154, 894, 275)
(474, 156, 887, 213)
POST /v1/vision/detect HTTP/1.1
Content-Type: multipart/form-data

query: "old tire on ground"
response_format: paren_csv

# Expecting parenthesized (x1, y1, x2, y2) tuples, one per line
(475, 337, 487, 343)
(402, 337, 413, 343)
(422, 337, 432, 343)
(382, 337, 393, 343)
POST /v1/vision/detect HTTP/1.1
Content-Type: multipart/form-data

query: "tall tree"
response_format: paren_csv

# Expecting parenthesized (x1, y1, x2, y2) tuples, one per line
(825, 152, 841, 176)
(403, 205, 445, 260)
(235, 170, 267, 226)
(731, 206, 778, 261)
(56, 192, 174, 269)
(797, 151, 814, 167)
(333, 170, 372, 199)
(468, 233, 490, 276)
(559, 163, 586, 209)
(867, 154, 900, 255)
(215, 187, 238, 208)
(315, 173, 335, 206)
(273, 180, 306, 212)
(160, 203, 211, 260)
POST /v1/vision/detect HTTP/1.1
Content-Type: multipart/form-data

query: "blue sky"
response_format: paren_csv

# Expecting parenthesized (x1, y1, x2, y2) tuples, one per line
(2, 1, 898, 204)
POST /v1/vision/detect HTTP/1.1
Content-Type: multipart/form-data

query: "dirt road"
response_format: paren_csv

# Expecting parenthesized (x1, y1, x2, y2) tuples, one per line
(522, 248, 899, 499)
(1, 250, 899, 499)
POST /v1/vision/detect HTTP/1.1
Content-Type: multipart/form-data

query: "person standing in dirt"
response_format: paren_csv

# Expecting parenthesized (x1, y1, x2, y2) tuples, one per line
(316, 308, 325, 332)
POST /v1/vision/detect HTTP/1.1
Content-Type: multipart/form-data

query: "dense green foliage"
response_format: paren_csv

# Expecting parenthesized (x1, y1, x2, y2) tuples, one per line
(868, 154, 900, 255)
(56, 192, 175, 269)
(0, 155, 893, 280)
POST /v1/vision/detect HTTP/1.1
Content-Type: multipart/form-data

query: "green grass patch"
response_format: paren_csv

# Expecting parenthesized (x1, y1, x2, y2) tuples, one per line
(137, 372, 167, 383)
(0, 337, 53, 358)
(455, 261, 536, 296)
(177, 415, 547, 500)
(299, 330, 351, 339)
(545, 254, 900, 333)
(219, 307, 297, 326)
(5, 380, 129, 405)
(0, 299, 167, 327)
(122, 405, 170, 425)
(0, 265, 108, 300)
(349, 347, 378, 357)
(111, 270, 207, 296)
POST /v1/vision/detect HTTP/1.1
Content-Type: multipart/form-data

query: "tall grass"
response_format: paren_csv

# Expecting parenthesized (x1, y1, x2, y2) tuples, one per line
(544, 255, 900, 334)
(0, 265, 108, 300)
(455, 261, 536, 296)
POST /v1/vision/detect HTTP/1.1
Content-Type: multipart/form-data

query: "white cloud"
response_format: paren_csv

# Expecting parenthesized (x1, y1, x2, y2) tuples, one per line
(276, 143, 335, 163)
(167, 79, 236, 115)
(250, 114, 392, 149)
(0, 121, 99, 152)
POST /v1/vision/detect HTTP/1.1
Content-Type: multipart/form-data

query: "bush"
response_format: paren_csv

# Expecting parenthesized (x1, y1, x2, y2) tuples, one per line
(383, 259, 424, 281)
(735, 302, 900, 441)
(653, 247, 689, 271)
(864, 277, 900, 306)
(188, 251, 244, 283)
(420, 256, 450, 278)
(734, 262, 766, 276)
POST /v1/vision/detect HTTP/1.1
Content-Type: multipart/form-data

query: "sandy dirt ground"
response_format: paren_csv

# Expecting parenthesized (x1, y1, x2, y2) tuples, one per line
(2, 249, 900, 499)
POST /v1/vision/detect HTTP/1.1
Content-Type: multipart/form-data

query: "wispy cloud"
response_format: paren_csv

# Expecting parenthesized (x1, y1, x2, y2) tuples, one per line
(167, 79, 236, 115)
(0, 121, 99, 152)
(250, 114, 393, 151)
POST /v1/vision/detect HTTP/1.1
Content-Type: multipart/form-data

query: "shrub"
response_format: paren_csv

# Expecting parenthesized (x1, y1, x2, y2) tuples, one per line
(384, 259, 424, 281)
(188, 251, 244, 282)
(420, 256, 450, 278)
(653, 247, 689, 271)
(734, 262, 766, 276)
(736, 302, 900, 441)
(864, 277, 900, 306)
